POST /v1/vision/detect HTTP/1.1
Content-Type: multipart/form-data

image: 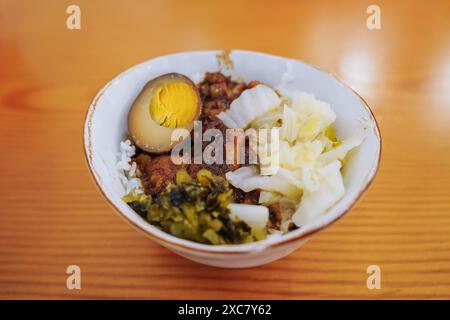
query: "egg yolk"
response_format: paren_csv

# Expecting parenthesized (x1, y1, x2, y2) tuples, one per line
(149, 81, 199, 128)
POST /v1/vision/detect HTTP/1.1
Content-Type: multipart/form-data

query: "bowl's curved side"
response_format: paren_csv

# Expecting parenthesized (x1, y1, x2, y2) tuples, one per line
(165, 236, 313, 268)
(83, 50, 381, 263)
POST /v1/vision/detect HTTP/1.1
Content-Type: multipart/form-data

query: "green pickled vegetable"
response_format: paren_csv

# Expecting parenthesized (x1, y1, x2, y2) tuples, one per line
(122, 169, 266, 244)
(121, 191, 151, 217)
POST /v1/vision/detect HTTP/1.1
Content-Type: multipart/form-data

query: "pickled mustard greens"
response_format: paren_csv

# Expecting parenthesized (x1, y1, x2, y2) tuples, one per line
(122, 191, 151, 217)
(122, 169, 267, 244)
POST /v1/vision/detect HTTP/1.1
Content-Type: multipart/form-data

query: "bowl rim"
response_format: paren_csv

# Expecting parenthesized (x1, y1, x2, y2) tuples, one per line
(83, 49, 382, 254)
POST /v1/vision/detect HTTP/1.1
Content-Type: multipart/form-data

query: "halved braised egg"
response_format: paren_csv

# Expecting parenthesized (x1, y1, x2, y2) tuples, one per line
(128, 73, 201, 153)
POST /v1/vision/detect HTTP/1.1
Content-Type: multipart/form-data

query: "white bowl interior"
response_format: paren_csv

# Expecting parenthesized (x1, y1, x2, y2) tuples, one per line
(84, 50, 380, 253)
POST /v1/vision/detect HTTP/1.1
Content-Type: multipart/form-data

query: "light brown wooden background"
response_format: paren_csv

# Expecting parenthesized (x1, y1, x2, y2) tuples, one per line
(1, 0, 450, 299)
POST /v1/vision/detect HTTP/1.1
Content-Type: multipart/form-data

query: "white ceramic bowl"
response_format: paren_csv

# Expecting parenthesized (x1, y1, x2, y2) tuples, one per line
(83, 50, 381, 268)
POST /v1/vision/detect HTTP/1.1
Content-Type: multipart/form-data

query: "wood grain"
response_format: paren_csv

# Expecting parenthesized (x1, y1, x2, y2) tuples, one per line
(1, 0, 450, 299)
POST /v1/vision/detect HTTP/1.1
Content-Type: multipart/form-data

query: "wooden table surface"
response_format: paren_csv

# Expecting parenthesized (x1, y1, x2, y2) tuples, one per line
(1, 0, 450, 299)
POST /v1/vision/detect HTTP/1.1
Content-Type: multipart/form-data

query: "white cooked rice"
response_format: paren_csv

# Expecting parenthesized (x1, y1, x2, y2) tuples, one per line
(117, 139, 143, 195)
